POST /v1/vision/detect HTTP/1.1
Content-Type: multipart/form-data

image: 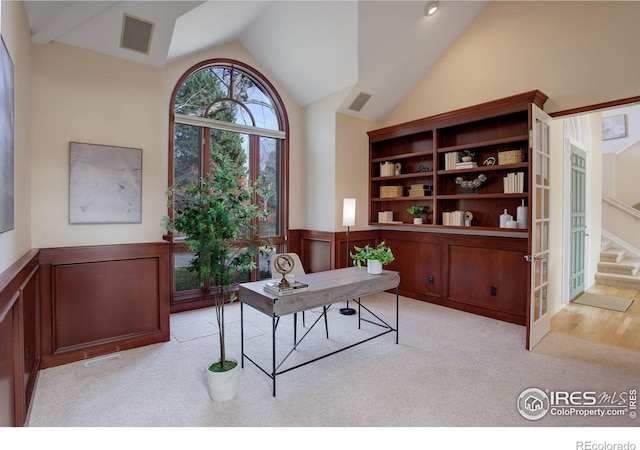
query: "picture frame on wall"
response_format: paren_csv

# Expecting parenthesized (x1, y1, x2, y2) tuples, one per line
(69, 142, 142, 224)
(0, 36, 15, 234)
(602, 114, 626, 140)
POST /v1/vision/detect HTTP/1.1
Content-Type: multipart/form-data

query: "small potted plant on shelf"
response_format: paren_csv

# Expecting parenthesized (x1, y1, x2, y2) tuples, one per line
(350, 241, 395, 274)
(461, 150, 475, 162)
(407, 205, 426, 224)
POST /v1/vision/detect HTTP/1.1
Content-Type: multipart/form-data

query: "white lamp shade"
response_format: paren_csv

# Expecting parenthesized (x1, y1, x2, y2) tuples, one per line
(342, 198, 356, 227)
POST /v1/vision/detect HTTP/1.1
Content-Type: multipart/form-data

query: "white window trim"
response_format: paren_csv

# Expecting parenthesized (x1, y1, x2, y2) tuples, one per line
(174, 113, 285, 140)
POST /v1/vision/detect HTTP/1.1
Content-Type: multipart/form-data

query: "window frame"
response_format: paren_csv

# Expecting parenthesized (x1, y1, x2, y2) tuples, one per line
(167, 59, 289, 311)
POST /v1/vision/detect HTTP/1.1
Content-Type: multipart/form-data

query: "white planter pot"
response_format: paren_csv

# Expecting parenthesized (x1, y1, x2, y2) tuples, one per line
(367, 259, 383, 274)
(206, 358, 240, 402)
(413, 218, 423, 224)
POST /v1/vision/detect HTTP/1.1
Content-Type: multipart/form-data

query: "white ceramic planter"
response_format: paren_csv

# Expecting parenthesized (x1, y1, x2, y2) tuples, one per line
(206, 358, 240, 402)
(413, 218, 423, 224)
(367, 259, 383, 274)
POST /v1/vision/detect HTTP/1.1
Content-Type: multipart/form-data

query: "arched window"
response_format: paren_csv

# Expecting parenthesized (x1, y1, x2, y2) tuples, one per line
(168, 59, 288, 309)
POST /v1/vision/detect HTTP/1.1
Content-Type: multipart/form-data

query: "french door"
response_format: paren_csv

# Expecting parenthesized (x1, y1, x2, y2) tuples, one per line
(569, 145, 587, 301)
(527, 104, 553, 350)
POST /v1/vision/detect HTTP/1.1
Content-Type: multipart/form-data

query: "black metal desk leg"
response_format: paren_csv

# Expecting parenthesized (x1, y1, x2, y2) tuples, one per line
(272, 316, 277, 397)
(241, 302, 245, 368)
(396, 286, 399, 344)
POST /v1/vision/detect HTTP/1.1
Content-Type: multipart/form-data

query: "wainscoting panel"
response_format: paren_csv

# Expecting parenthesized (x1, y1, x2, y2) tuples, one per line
(39, 243, 170, 368)
(0, 249, 40, 427)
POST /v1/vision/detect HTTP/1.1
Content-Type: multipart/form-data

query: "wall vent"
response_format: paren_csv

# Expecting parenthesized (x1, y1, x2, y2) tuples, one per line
(348, 92, 372, 112)
(120, 13, 154, 55)
(84, 354, 121, 367)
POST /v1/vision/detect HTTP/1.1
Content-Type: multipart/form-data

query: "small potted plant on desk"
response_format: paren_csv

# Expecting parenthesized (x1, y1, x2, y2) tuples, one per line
(407, 205, 426, 224)
(351, 241, 395, 274)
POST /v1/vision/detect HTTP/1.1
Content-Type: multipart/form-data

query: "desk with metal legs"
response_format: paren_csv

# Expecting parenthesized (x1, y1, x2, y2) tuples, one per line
(239, 267, 400, 396)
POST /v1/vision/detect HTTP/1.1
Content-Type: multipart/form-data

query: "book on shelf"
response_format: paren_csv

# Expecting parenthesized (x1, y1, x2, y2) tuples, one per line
(455, 162, 478, 169)
(442, 210, 466, 226)
(263, 280, 309, 296)
(444, 151, 459, 170)
(503, 171, 525, 194)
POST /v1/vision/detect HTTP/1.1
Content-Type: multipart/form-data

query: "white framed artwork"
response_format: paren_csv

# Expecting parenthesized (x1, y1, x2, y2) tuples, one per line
(602, 114, 626, 140)
(69, 142, 142, 224)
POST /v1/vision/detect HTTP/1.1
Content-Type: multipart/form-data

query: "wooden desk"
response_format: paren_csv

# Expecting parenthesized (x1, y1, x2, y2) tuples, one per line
(239, 267, 400, 396)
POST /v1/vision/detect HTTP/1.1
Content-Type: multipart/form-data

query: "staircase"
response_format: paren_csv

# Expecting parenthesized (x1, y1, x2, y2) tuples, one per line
(595, 239, 640, 290)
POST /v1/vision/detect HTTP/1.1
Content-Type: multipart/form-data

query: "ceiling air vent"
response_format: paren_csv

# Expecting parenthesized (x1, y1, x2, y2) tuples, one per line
(120, 13, 154, 55)
(348, 92, 372, 112)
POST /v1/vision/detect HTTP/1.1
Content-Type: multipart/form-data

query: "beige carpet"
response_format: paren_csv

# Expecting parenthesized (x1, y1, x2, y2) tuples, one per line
(572, 292, 634, 312)
(25, 293, 640, 439)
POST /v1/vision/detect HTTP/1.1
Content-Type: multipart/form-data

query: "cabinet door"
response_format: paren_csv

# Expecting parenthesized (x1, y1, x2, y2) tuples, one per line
(448, 244, 527, 317)
(386, 239, 442, 298)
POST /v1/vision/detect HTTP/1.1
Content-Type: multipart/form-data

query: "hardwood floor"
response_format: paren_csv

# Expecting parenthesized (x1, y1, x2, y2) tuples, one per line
(551, 284, 640, 352)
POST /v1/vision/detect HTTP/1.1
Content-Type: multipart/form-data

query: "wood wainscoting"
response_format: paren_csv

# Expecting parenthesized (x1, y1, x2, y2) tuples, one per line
(288, 229, 379, 272)
(0, 249, 40, 427)
(38, 242, 171, 369)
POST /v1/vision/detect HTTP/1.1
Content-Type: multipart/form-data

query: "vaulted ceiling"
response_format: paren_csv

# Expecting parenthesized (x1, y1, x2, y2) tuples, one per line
(23, 1, 488, 122)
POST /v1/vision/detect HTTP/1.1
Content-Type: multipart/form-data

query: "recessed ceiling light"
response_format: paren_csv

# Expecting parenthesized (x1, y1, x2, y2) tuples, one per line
(424, 1, 439, 17)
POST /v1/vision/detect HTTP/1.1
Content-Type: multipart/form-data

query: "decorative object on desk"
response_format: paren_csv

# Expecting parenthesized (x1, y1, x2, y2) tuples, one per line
(517, 200, 528, 229)
(460, 150, 475, 163)
(483, 156, 496, 166)
(351, 241, 395, 275)
(499, 209, 513, 228)
(264, 280, 309, 296)
(273, 253, 295, 288)
(454, 173, 487, 190)
(407, 205, 426, 224)
(341, 198, 357, 315)
(162, 146, 273, 402)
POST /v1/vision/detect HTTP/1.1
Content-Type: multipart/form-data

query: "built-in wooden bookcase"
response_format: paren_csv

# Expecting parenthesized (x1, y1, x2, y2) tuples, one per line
(368, 91, 548, 232)
(366, 91, 548, 325)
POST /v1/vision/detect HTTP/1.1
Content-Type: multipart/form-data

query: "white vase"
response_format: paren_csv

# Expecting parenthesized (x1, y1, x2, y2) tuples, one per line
(206, 358, 240, 402)
(462, 156, 473, 162)
(367, 259, 383, 274)
(413, 217, 423, 224)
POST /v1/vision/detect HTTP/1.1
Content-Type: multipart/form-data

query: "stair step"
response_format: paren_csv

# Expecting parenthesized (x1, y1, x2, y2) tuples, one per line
(597, 258, 640, 276)
(601, 239, 613, 252)
(600, 247, 626, 263)
(594, 272, 640, 290)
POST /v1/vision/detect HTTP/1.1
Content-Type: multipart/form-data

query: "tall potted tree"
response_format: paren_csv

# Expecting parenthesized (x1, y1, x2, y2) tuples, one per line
(163, 150, 271, 402)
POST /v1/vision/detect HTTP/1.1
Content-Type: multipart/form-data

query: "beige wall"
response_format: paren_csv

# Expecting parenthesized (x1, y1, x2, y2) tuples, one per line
(27, 39, 304, 249)
(30, 43, 165, 248)
(335, 112, 376, 231)
(0, 1, 32, 273)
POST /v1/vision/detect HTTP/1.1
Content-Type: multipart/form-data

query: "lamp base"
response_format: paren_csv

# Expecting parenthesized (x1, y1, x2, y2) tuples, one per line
(339, 307, 356, 315)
